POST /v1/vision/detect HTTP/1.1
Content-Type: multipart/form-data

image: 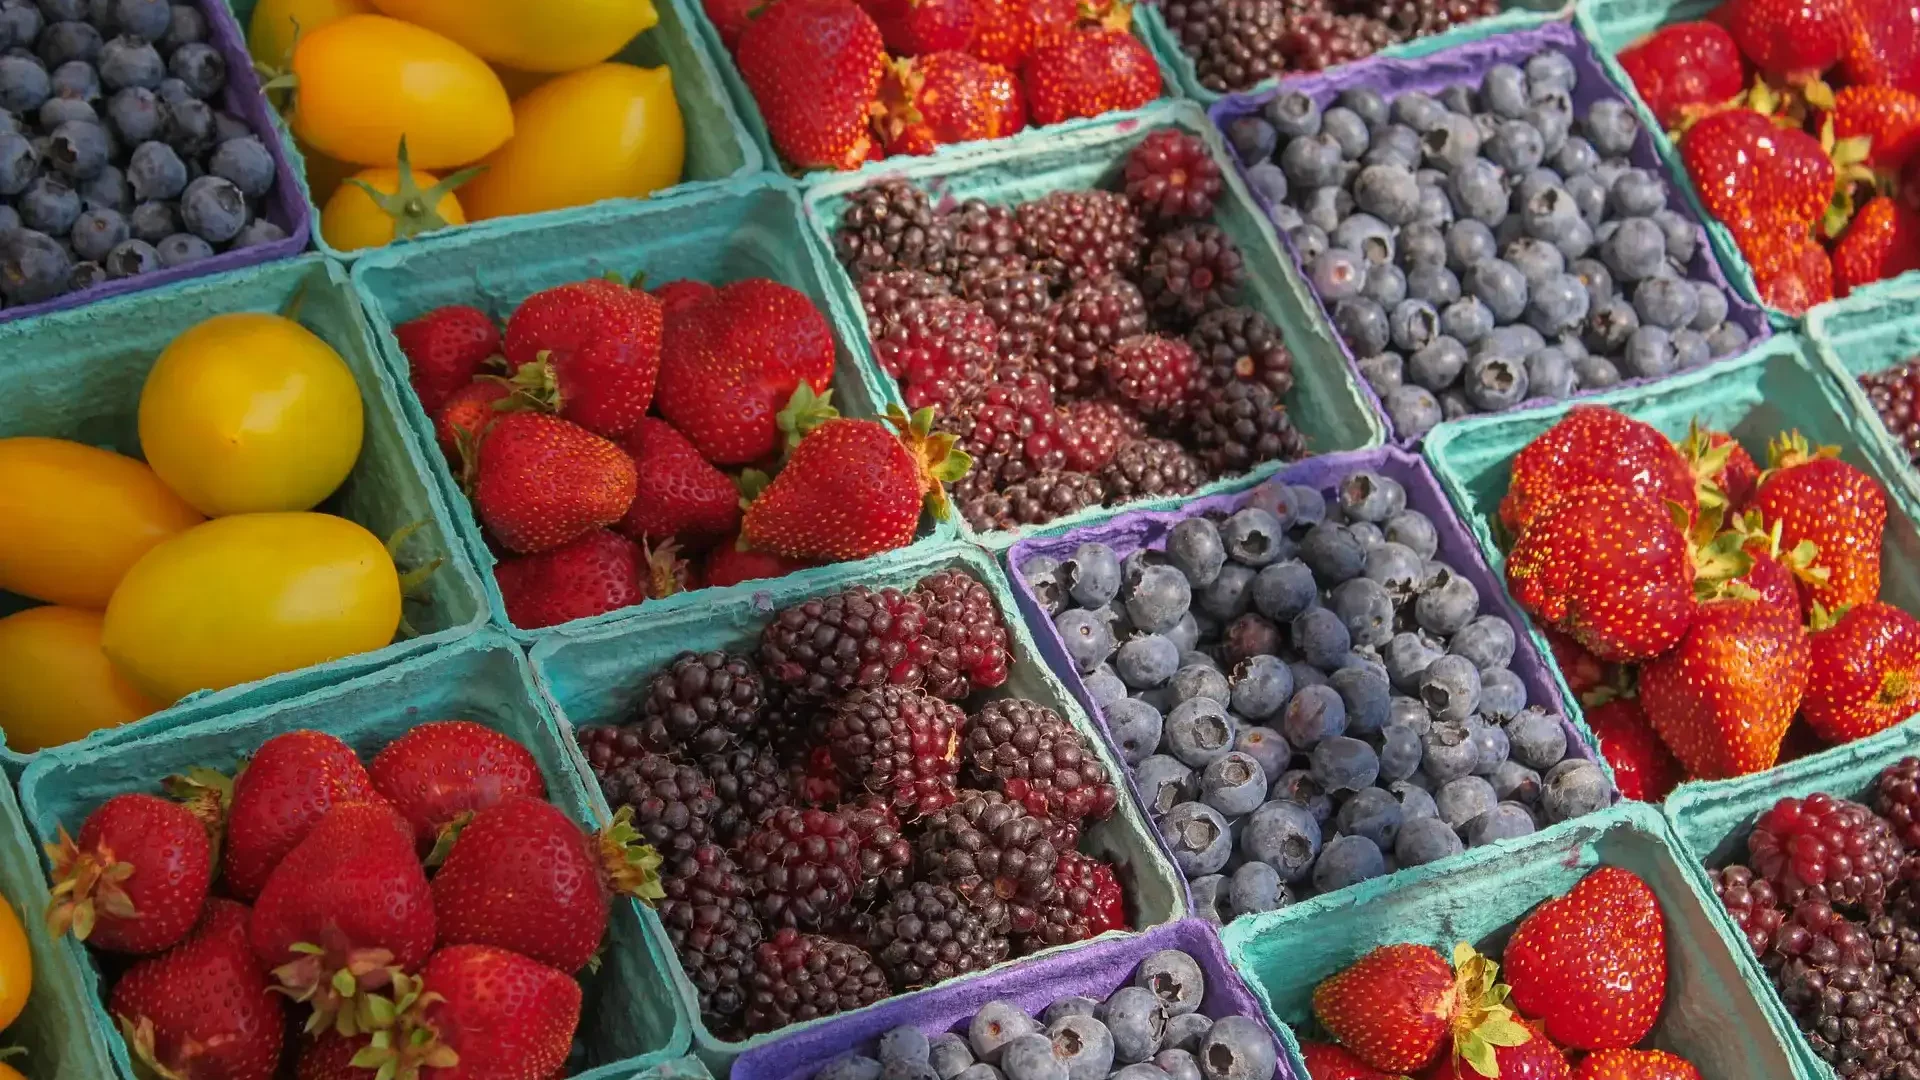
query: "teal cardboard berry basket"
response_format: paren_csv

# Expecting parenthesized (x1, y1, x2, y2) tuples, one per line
(1806, 279, 1920, 510)
(0, 254, 487, 778)
(1222, 802, 1817, 1078)
(223, 0, 759, 263)
(526, 539, 1188, 1068)
(14, 630, 693, 1080)
(802, 100, 1386, 551)
(1421, 333, 1920, 780)
(349, 176, 950, 643)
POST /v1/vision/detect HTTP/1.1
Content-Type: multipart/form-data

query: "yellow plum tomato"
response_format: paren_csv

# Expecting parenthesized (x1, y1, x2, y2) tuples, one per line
(248, 0, 374, 68)
(368, 0, 659, 73)
(0, 606, 159, 753)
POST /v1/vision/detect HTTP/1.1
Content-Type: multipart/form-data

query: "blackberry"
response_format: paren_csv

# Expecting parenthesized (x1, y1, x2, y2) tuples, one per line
(911, 568, 1013, 699)
(1041, 276, 1150, 398)
(633, 650, 767, 756)
(1023, 850, 1128, 949)
(1186, 0, 1294, 94)
(825, 685, 966, 816)
(868, 881, 1012, 989)
(959, 266, 1054, 361)
(948, 198, 1027, 279)
(1711, 863, 1786, 955)
(737, 806, 865, 929)
(917, 789, 1059, 934)
(1768, 900, 1895, 1076)
(1188, 306, 1296, 398)
(1355, 0, 1498, 39)
(945, 371, 1064, 489)
(960, 470, 1107, 532)
(1284, 11, 1394, 71)
(964, 698, 1121, 827)
(1101, 438, 1203, 502)
(1017, 191, 1144, 283)
(1059, 398, 1147, 473)
(858, 269, 952, 331)
(1187, 379, 1307, 478)
(874, 296, 1002, 413)
(1861, 362, 1920, 464)
(759, 586, 935, 701)
(1140, 225, 1246, 324)
(578, 729, 719, 857)
(1123, 130, 1224, 226)
(1751, 793, 1905, 914)
(1105, 335, 1198, 415)
(699, 743, 793, 845)
(835, 180, 951, 277)
(743, 928, 890, 1034)
(1882, 759, 1920, 858)
(842, 795, 915, 898)
(658, 844, 762, 1033)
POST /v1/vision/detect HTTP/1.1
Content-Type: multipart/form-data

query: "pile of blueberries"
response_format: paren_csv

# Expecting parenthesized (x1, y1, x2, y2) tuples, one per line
(1225, 50, 1752, 438)
(1018, 468, 1612, 923)
(0, 0, 284, 305)
(811, 950, 1277, 1080)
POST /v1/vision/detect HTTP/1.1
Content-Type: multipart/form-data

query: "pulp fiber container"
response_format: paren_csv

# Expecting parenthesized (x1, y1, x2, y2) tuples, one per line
(1003, 444, 1613, 909)
(0, 763, 118, 1080)
(803, 100, 1387, 550)
(1222, 801, 1815, 1077)
(223, 0, 758, 262)
(14, 630, 693, 1080)
(1806, 280, 1920, 509)
(730, 919, 1301, 1080)
(350, 177, 935, 642)
(1422, 334, 1920, 785)
(527, 540, 1188, 1065)
(0, 255, 487, 775)
(1207, 20, 1771, 445)
(0, 0, 309, 325)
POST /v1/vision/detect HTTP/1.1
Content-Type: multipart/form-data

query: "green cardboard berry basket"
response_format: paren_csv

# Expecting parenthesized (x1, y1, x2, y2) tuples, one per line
(13, 629, 693, 1080)
(1222, 801, 1817, 1078)
(223, 0, 760, 263)
(1806, 278, 1920, 511)
(1662, 720, 1920, 1079)
(349, 175, 951, 643)
(525, 539, 1188, 1068)
(0, 254, 487, 778)
(1421, 333, 1920, 777)
(801, 99, 1387, 552)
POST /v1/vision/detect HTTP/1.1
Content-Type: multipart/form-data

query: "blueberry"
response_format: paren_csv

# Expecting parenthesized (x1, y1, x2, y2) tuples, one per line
(1384, 385, 1443, 439)
(1229, 653, 1292, 720)
(1299, 188, 1350, 235)
(1225, 861, 1288, 918)
(1671, 327, 1712, 369)
(1332, 786, 1398, 850)
(1046, 1015, 1114, 1080)
(39, 21, 101, 68)
(1163, 1014, 1214, 1057)
(1502, 236, 1564, 289)
(1135, 755, 1195, 816)
(0, 53, 48, 114)
(1399, 335, 1462, 393)
(1220, 507, 1286, 568)
(1264, 90, 1321, 138)
(1525, 271, 1590, 337)
(1505, 707, 1568, 771)
(1460, 353, 1526, 412)
(971, 1002, 1037, 1064)
(1468, 723, 1512, 774)
(1291, 606, 1351, 671)
(44, 117, 105, 180)
(0, 227, 69, 302)
(1568, 256, 1612, 306)
(1363, 263, 1408, 311)
(1116, 634, 1180, 691)
(1528, 97, 1573, 158)
(930, 1035, 977, 1080)
(1166, 697, 1236, 768)
(1056, 608, 1117, 674)
(1326, 577, 1391, 649)
(1388, 695, 1431, 732)
(1333, 667, 1392, 737)
(1244, 161, 1287, 209)
(1043, 999, 1099, 1026)
(1354, 163, 1420, 225)
(880, 1028, 933, 1068)
(112, 0, 169, 39)
(1065, 542, 1121, 608)
(998, 1034, 1064, 1080)
(1414, 184, 1455, 228)
(209, 135, 275, 200)
(1171, 662, 1231, 707)
(1522, 185, 1583, 249)
(1300, 522, 1364, 586)
(1633, 274, 1699, 331)
(126, 138, 184, 202)
(1280, 682, 1346, 749)
(1394, 815, 1465, 866)
(1135, 950, 1205, 1018)
(1331, 213, 1395, 266)
(1420, 112, 1481, 172)
(1490, 759, 1542, 804)
(67, 203, 126, 262)
(1622, 325, 1677, 378)
(1601, 216, 1666, 282)
(1022, 554, 1067, 615)
(1196, 563, 1255, 622)
(1383, 631, 1443, 692)
(1237, 563, 1308, 629)
(1379, 723, 1424, 781)
(1443, 219, 1496, 274)
(161, 94, 213, 154)
(820, 1056, 884, 1080)
(1336, 296, 1394, 356)
(1391, 90, 1446, 132)
(1460, 262, 1525, 328)
(1195, 1016, 1275, 1080)
(1707, 321, 1749, 358)
(1100, 985, 1168, 1065)
(1421, 720, 1480, 784)
(1306, 246, 1364, 302)
(1450, 158, 1508, 226)
(1419, 652, 1482, 723)
(1651, 207, 1698, 264)
(1242, 798, 1321, 881)
(1345, 520, 1386, 548)
(1484, 120, 1545, 175)
(1583, 98, 1639, 156)
(1397, 225, 1447, 275)
(1541, 758, 1610, 822)
(1126, 565, 1193, 635)
(18, 174, 78, 236)
(102, 235, 154, 276)
(1200, 751, 1269, 816)
(0, 2, 40, 48)
(1434, 773, 1498, 831)
(1280, 133, 1343, 188)
(1226, 115, 1277, 165)
(1478, 63, 1529, 117)
(1156, 519, 1226, 591)
(1523, 347, 1575, 400)
(165, 39, 223, 100)
(1312, 832, 1386, 892)
(75, 163, 125, 213)
(1222, 613, 1283, 668)
(1476, 667, 1528, 721)
(1378, 298, 1435, 354)
(0, 130, 32, 197)
(1448, 615, 1515, 671)
(1233, 724, 1290, 781)
(1583, 296, 1639, 354)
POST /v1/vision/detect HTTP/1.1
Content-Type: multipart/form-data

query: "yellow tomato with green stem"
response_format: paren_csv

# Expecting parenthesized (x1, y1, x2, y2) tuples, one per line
(320, 137, 480, 250)
(368, 0, 658, 73)
(0, 606, 158, 753)
(462, 63, 684, 221)
(248, 0, 374, 68)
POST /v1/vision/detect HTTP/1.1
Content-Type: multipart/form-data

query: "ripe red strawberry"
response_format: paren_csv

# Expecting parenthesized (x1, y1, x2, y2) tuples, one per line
(1720, 510, 1826, 616)
(985, 58, 1026, 135)
(1617, 22, 1746, 128)
(1675, 421, 1758, 513)
(222, 729, 378, 902)
(1740, 220, 1836, 314)
(652, 277, 719, 318)
(1422, 1019, 1570, 1080)
(706, 0, 769, 48)
(1505, 867, 1666, 1051)
(1498, 406, 1697, 536)
(873, 52, 1020, 156)
(1801, 601, 1920, 743)
(737, 0, 886, 170)
(1681, 110, 1834, 235)
(1585, 696, 1683, 803)
(1573, 1049, 1704, 1080)
(250, 801, 436, 1034)
(396, 305, 502, 416)
(110, 899, 284, 1080)
(434, 378, 515, 467)
(863, 0, 977, 53)
(1833, 194, 1920, 295)
(367, 719, 547, 857)
(741, 407, 970, 561)
(968, 0, 1036, 65)
(704, 533, 818, 587)
(1022, 18, 1160, 126)
(432, 796, 661, 973)
(1544, 627, 1612, 697)
(619, 417, 741, 543)
(1841, 0, 1920, 94)
(473, 412, 638, 555)
(496, 528, 645, 630)
(45, 792, 210, 954)
(386, 945, 582, 1080)
(1312, 944, 1526, 1075)
(1831, 86, 1920, 170)
(1752, 432, 1887, 612)
(1506, 487, 1696, 663)
(1724, 0, 1850, 79)
(1299, 1042, 1399, 1080)
(1640, 597, 1809, 779)
(502, 277, 664, 440)
(655, 279, 838, 465)
(294, 1032, 369, 1080)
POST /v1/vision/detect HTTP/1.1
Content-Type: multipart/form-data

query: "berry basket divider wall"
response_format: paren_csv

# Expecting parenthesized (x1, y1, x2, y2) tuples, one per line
(1806, 281, 1920, 518)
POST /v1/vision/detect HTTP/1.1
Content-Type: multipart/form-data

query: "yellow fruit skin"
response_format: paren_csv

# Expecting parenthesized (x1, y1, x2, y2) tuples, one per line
(290, 15, 512, 168)
(249, 0, 374, 68)
(463, 63, 684, 221)
(0, 437, 203, 608)
(102, 513, 401, 705)
(0, 606, 157, 754)
(138, 313, 364, 518)
(367, 0, 658, 73)
(320, 166, 468, 251)
(0, 847, 29, 1031)
(0, 1063, 22, 1080)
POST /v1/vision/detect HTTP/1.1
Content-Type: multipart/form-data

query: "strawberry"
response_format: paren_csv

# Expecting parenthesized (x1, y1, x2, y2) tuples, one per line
(1840, 0, 1920, 94)
(502, 277, 664, 440)
(1617, 22, 1746, 128)
(1720, 510, 1826, 616)
(1506, 487, 1696, 663)
(381, 945, 582, 1080)
(1640, 597, 1809, 779)
(619, 417, 742, 543)
(1585, 696, 1682, 802)
(1543, 627, 1612, 697)
(295, 1032, 370, 1080)
(863, 0, 977, 54)
(367, 720, 547, 858)
(1832, 194, 1920, 295)
(1801, 601, 1920, 743)
(496, 528, 645, 629)
(396, 305, 502, 417)
(1312, 943, 1529, 1075)
(434, 378, 515, 467)
(706, 0, 769, 48)
(873, 52, 1021, 156)
(1751, 431, 1887, 612)
(704, 533, 818, 587)
(431, 796, 662, 973)
(968, 0, 1037, 65)
(1422, 1020, 1570, 1080)
(44, 792, 210, 954)
(1724, 0, 1850, 80)
(741, 406, 970, 561)
(655, 279, 839, 465)
(1675, 421, 1758, 513)
(1681, 110, 1834, 235)
(1505, 867, 1666, 1051)
(1497, 406, 1697, 536)
(652, 278, 718, 318)
(473, 412, 638, 555)
(110, 899, 284, 1080)
(1572, 1049, 1703, 1080)
(1830, 85, 1920, 170)
(737, 0, 887, 170)
(250, 801, 436, 1035)
(1299, 1042, 1399, 1080)
(1021, 16, 1160, 126)
(222, 730, 379, 902)
(1740, 220, 1836, 314)
(644, 538, 695, 600)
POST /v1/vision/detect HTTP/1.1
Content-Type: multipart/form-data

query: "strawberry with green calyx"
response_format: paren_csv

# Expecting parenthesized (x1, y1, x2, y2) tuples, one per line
(473, 412, 638, 555)
(652, 278, 719, 318)
(394, 303, 502, 417)
(1823, 85, 1920, 172)
(1506, 487, 1696, 663)
(1751, 431, 1887, 614)
(737, 0, 887, 170)
(111, 899, 285, 1080)
(1839, 0, 1920, 94)
(1021, 4, 1160, 126)
(45, 792, 212, 954)
(354, 946, 582, 1080)
(220, 730, 379, 903)
(496, 528, 644, 630)
(620, 417, 743, 544)
(368, 720, 547, 859)
(1832, 194, 1920, 296)
(1640, 596, 1809, 780)
(1422, 1016, 1570, 1079)
(162, 766, 232, 866)
(1583, 690, 1683, 803)
(1498, 406, 1697, 536)
(501, 277, 664, 441)
(1311, 943, 1528, 1075)
(346, 137, 485, 249)
(1674, 421, 1758, 513)
(1504, 867, 1667, 1052)
(1678, 107, 1836, 238)
(1801, 601, 1920, 743)
(1723, 510, 1826, 616)
(872, 52, 1022, 157)
(432, 379, 518, 481)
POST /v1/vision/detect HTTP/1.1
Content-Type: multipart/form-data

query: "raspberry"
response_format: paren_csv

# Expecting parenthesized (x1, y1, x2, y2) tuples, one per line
(1058, 398, 1146, 473)
(577, 730, 719, 858)
(1023, 850, 1128, 949)
(634, 650, 766, 756)
(964, 698, 1121, 827)
(1875, 757, 1920, 850)
(1122, 130, 1223, 225)
(948, 198, 1027, 279)
(1711, 863, 1785, 954)
(1041, 276, 1149, 398)
(960, 266, 1054, 361)
(1105, 335, 1197, 415)
(743, 928, 890, 1034)
(1016, 190, 1144, 282)
(658, 844, 762, 1034)
(825, 685, 966, 817)
(759, 586, 935, 701)
(946, 371, 1064, 489)
(840, 795, 915, 899)
(1139, 225, 1246, 324)
(737, 807, 865, 930)
(857, 268, 951, 330)
(868, 882, 1012, 989)
(873, 296, 1001, 414)
(917, 790, 1059, 934)
(1750, 793, 1905, 913)
(911, 568, 1012, 699)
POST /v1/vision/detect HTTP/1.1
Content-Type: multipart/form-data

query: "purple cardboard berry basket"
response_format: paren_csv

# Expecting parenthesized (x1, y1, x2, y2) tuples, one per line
(1003, 445, 1613, 908)
(1204, 21, 1768, 446)
(730, 920, 1301, 1080)
(0, 0, 308, 326)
